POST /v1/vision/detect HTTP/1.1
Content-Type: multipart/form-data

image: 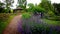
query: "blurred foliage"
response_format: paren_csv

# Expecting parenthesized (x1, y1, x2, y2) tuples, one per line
(43, 19, 60, 26)
(18, 0, 27, 9)
(22, 15, 60, 34)
(27, 3, 35, 12)
(10, 9, 13, 13)
(0, 2, 5, 7)
(0, 13, 16, 34)
(0, 0, 14, 13)
(22, 12, 31, 19)
(0, 13, 10, 22)
(38, 0, 55, 17)
(53, 3, 60, 15)
(0, 8, 5, 13)
(0, 13, 10, 34)
(0, 2, 5, 13)
(27, 3, 45, 13)
(39, 0, 54, 12)
(0, 0, 60, 34)
(26, 0, 60, 21)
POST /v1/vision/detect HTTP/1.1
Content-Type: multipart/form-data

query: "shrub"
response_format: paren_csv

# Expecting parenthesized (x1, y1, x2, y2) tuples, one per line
(0, 13, 10, 22)
(22, 13, 31, 19)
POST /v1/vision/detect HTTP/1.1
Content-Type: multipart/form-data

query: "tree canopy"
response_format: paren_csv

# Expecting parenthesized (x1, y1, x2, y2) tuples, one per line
(18, 0, 27, 9)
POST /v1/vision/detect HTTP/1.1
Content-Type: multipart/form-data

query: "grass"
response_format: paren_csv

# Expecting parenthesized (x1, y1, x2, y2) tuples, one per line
(42, 19, 60, 26)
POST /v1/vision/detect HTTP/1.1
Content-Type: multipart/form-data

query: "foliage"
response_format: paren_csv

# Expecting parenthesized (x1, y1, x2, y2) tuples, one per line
(46, 10, 55, 17)
(27, 3, 35, 12)
(0, 8, 5, 13)
(34, 6, 46, 13)
(22, 14, 60, 34)
(42, 19, 60, 26)
(0, 0, 14, 13)
(0, 13, 10, 34)
(18, 0, 27, 9)
(27, 3, 45, 13)
(38, 0, 55, 17)
(0, 2, 5, 7)
(22, 13, 31, 19)
(40, 0, 54, 12)
(53, 3, 60, 15)
(4, 0, 14, 13)
(0, 2, 5, 13)
(0, 13, 16, 34)
(10, 9, 13, 13)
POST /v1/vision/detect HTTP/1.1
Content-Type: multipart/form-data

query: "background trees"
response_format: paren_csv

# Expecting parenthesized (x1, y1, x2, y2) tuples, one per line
(0, 2, 5, 13)
(39, 0, 54, 11)
(0, 0, 14, 13)
(38, 0, 55, 17)
(53, 3, 60, 15)
(5, 0, 14, 13)
(0, 0, 60, 16)
(18, 0, 27, 9)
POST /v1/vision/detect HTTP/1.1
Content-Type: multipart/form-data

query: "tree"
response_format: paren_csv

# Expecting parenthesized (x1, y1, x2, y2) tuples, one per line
(27, 3, 45, 15)
(0, 2, 5, 7)
(53, 3, 60, 15)
(39, 0, 55, 17)
(18, 0, 27, 9)
(39, 0, 54, 12)
(5, 0, 14, 13)
(0, 1, 5, 13)
(27, 3, 35, 12)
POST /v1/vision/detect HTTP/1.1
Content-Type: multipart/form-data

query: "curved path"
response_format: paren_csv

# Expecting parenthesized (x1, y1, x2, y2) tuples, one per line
(3, 15, 22, 34)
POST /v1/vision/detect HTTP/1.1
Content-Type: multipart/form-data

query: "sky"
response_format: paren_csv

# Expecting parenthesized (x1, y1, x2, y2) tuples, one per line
(0, 0, 60, 9)
(51, 0, 60, 3)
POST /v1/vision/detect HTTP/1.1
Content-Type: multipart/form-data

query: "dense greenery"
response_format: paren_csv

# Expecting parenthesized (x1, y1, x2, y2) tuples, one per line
(0, 0, 60, 34)
(18, 0, 27, 9)
(53, 3, 60, 15)
(22, 12, 31, 19)
(22, 13, 60, 34)
(21, 0, 60, 33)
(0, 0, 14, 13)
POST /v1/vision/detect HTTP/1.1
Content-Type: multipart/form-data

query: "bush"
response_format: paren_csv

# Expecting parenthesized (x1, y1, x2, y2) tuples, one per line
(22, 13, 31, 19)
(0, 8, 5, 13)
(0, 13, 10, 22)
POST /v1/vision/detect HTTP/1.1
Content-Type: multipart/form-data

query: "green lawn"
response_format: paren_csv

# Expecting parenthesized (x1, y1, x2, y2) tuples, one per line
(42, 19, 60, 26)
